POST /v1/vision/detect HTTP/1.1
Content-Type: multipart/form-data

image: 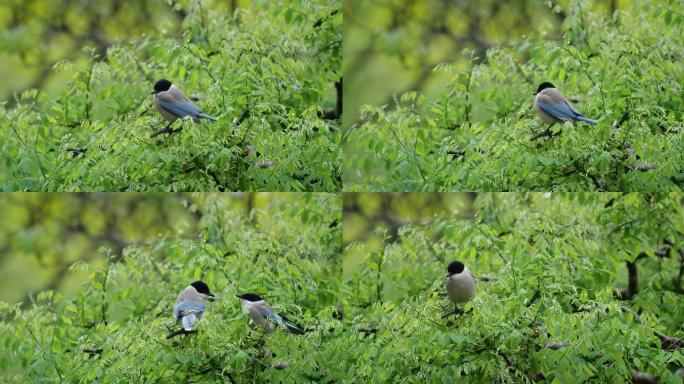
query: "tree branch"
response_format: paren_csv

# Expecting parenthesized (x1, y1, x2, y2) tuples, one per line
(321, 77, 342, 120)
(66, 147, 87, 158)
(166, 329, 197, 339)
(615, 260, 639, 300)
(530, 127, 561, 141)
(631, 370, 658, 384)
(84, 348, 103, 356)
(150, 124, 182, 138)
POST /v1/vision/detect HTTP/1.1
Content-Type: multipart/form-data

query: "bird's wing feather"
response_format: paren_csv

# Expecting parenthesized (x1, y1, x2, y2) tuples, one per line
(158, 99, 202, 118)
(262, 310, 283, 323)
(537, 98, 576, 121)
(278, 312, 305, 334)
(564, 101, 581, 115)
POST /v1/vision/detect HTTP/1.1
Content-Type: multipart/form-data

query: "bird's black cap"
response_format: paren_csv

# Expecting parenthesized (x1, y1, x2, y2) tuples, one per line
(152, 79, 172, 94)
(447, 261, 465, 275)
(535, 82, 555, 94)
(190, 280, 214, 297)
(236, 293, 263, 302)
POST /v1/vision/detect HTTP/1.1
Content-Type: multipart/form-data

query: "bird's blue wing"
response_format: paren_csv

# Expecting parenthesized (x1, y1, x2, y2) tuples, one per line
(261, 310, 284, 325)
(565, 102, 597, 124)
(537, 100, 577, 122)
(159, 99, 202, 119)
(564, 101, 582, 115)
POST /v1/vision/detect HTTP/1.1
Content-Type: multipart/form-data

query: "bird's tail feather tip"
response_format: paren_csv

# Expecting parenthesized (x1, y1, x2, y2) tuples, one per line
(579, 116, 597, 125)
(285, 324, 305, 335)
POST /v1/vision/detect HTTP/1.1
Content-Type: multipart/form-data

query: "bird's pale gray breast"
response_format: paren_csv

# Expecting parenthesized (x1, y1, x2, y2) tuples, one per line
(445, 272, 476, 303)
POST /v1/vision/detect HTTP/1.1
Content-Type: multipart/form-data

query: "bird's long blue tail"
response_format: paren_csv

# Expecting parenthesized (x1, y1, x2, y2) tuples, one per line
(284, 322, 305, 335)
(198, 113, 218, 122)
(576, 115, 597, 125)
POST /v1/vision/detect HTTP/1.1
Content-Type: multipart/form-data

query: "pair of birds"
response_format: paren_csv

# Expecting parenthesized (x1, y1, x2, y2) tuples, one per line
(150, 80, 596, 134)
(173, 281, 304, 335)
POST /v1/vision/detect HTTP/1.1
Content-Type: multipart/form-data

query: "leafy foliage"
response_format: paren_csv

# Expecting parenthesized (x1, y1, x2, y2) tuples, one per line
(0, 193, 342, 382)
(0, 0, 341, 191)
(342, 193, 684, 382)
(344, 1, 684, 191)
(343, 0, 576, 128)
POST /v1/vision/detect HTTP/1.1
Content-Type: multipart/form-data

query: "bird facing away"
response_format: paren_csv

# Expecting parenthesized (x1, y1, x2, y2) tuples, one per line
(173, 280, 215, 331)
(236, 293, 305, 335)
(534, 82, 597, 128)
(152, 79, 217, 126)
(445, 261, 476, 313)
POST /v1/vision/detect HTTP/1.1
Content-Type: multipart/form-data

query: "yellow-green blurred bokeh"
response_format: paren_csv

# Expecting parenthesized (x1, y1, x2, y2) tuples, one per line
(343, 192, 476, 275)
(0, 192, 322, 304)
(0, 0, 251, 103)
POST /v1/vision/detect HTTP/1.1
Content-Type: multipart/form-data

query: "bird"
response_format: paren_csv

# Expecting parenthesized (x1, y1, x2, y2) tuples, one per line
(533, 82, 596, 138)
(236, 293, 305, 335)
(151, 79, 217, 134)
(171, 280, 215, 335)
(445, 261, 476, 315)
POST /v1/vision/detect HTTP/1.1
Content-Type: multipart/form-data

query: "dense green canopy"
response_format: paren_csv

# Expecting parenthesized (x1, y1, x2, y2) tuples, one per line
(344, 1, 684, 191)
(1, 0, 341, 191)
(0, 193, 342, 382)
(342, 193, 684, 382)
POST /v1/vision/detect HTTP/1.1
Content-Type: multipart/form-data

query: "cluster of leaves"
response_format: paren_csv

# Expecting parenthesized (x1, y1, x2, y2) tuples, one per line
(0, 193, 343, 382)
(342, 193, 684, 382)
(344, 0, 684, 191)
(0, 0, 341, 191)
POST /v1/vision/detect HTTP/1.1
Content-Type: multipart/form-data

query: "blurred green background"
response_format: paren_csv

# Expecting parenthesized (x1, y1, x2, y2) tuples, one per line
(343, 192, 476, 274)
(0, 192, 323, 304)
(343, 0, 631, 131)
(0, 0, 250, 104)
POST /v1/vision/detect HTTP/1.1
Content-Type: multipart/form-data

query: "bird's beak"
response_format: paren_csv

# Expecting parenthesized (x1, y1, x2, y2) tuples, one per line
(533, 92, 538, 95)
(235, 294, 242, 299)
(151, 91, 158, 95)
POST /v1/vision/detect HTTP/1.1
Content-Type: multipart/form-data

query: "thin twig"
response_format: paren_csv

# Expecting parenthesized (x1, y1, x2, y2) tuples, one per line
(150, 124, 182, 138)
(530, 127, 561, 141)
(25, 324, 63, 381)
(166, 329, 198, 339)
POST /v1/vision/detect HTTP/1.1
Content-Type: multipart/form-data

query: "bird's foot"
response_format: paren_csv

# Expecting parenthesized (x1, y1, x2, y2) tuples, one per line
(441, 306, 472, 319)
(151, 124, 183, 138)
(530, 127, 562, 141)
(166, 329, 197, 339)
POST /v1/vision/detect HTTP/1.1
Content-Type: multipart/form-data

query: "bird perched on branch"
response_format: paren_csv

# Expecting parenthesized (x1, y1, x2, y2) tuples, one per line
(168, 280, 215, 338)
(533, 82, 596, 139)
(151, 79, 217, 136)
(236, 293, 305, 335)
(445, 261, 476, 315)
